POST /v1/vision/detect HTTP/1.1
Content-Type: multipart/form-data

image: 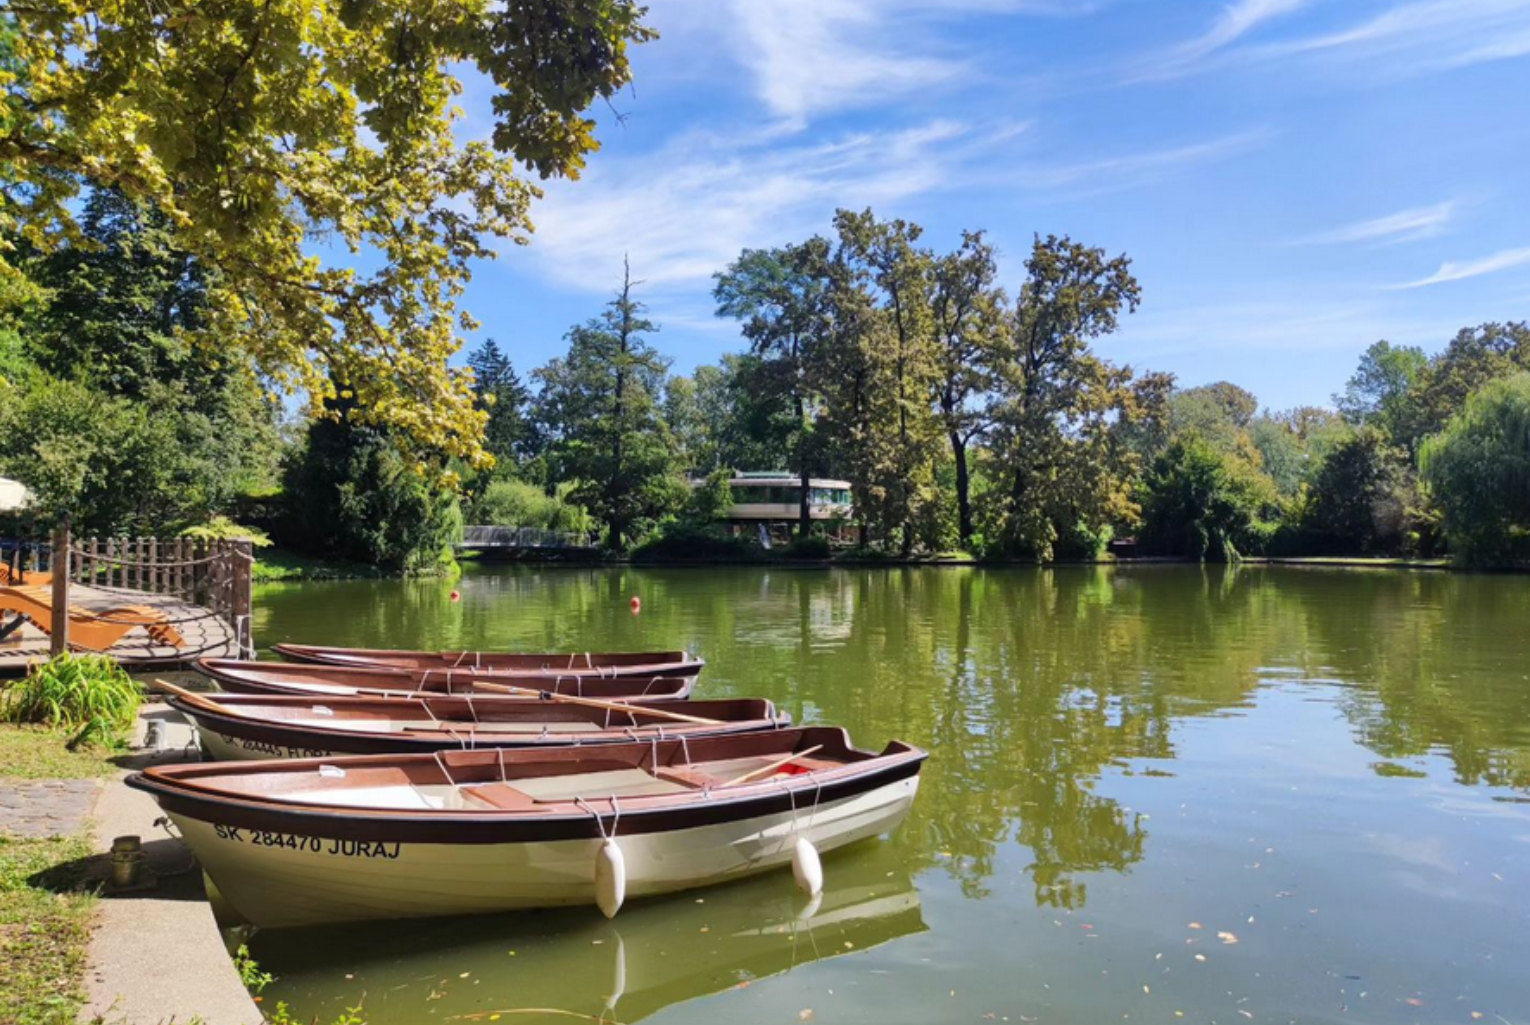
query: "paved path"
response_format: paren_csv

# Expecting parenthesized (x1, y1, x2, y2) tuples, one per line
(0, 778, 101, 838)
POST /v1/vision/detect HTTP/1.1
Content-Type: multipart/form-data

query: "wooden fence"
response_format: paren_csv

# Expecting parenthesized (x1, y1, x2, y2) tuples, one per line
(13, 524, 255, 658)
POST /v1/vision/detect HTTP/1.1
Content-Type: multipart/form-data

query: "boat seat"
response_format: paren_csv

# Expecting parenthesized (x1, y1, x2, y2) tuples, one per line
(654, 766, 721, 789)
(462, 784, 538, 811)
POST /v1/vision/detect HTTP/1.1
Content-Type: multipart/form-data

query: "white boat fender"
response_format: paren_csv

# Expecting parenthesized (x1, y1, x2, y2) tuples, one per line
(792, 836, 823, 897)
(595, 839, 626, 919)
(579, 795, 626, 919)
(796, 889, 824, 922)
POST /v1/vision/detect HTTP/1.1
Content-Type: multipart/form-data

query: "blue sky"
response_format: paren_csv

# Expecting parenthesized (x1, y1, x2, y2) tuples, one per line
(453, 0, 1530, 412)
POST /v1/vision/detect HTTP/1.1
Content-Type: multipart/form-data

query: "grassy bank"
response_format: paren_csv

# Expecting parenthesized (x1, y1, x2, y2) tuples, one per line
(252, 548, 388, 582)
(0, 727, 116, 1025)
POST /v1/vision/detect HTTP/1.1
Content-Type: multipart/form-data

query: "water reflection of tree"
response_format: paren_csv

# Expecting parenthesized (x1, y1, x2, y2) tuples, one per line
(256, 563, 1530, 910)
(1298, 570, 1530, 790)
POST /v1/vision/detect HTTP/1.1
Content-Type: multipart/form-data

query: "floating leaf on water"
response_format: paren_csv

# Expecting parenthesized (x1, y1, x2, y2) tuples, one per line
(1194, 954, 1207, 962)
(1188, 922, 1203, 930)
(799, 1011, 815, 1022)
(1217, 932, 1239, 945)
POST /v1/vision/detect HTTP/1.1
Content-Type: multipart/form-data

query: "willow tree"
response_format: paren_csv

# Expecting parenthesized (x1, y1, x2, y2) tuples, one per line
(987, 235, 1146, 559)
(1420, 373, 1530, 567)
(0, 1, 654, 463)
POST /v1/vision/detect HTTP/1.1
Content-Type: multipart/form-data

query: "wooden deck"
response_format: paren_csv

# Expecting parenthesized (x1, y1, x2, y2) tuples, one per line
(0, 584, 239, 676)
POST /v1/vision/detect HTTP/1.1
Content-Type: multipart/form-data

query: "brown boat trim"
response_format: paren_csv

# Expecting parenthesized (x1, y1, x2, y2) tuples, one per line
(272, 643, 705, 678)
(170, 696, 790, 756)
(129, 756, 923, 844)
(198, 659, 696, 702)
(126, 729, 926, 844)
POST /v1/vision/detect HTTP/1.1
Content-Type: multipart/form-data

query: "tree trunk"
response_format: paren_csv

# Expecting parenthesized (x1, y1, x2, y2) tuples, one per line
(952, 432, 972, 546)
(795, 393, 811, 538)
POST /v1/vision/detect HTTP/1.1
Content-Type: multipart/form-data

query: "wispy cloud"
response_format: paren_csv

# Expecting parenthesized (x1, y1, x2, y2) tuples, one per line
(703, 0, 1079, 125)
(1012, 128, 1275, 193)
(1292, 201, 1458, 246)
(1129, 0, 1530, 82)
(1253, 0, 1530, 76)
(1392, 246, 1530, 288)
(1131, 0, 1311, 79)
(1180, 0, 1311, 60)
(520, 120, 1268, 293)
(525, 120, 1027, 291)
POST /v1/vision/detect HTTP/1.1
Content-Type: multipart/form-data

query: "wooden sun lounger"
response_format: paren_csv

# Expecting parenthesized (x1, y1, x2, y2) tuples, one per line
(0, 565, 52, 586)
(0, 585, 185, 651)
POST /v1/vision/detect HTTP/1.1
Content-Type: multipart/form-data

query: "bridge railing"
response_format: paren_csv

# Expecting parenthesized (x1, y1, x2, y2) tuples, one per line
(459, 526, 594, 549)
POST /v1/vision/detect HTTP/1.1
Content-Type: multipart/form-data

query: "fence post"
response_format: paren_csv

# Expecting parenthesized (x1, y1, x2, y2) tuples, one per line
(232, 539, 253, 656)
(49, 519, 70, 657)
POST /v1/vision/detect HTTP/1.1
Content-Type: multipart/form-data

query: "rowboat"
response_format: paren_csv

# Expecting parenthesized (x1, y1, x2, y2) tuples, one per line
(167, 692, 790, 761)
(273, 643, 704, 679)
(198, 658, 695, 702)
(127, 726, 925, 928)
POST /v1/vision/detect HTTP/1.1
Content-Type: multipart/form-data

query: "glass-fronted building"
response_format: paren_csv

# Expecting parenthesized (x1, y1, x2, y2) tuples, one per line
(694, 472, 854, 543)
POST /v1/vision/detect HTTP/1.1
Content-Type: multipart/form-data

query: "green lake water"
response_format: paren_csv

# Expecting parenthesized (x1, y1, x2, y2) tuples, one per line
(244, 564, 1530, 1025)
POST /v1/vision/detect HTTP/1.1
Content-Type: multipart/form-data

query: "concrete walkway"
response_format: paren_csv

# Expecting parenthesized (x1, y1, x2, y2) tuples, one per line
(81, 706, 262, 1025)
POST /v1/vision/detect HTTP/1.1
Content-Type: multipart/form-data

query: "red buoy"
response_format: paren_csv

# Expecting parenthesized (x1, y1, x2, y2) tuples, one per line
(630, 596, 641, 615)
(449, 590, 461, 603)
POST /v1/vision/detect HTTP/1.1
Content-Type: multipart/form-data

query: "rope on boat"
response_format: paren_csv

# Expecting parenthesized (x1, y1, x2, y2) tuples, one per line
(575, 795, 621, 841)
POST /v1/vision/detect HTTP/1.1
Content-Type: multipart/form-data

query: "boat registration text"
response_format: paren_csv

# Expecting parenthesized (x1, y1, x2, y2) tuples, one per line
(213, 824, 402, 860)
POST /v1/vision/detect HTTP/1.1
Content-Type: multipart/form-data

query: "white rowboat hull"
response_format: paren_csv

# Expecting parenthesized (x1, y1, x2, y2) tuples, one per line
(166, 776, 920, 929)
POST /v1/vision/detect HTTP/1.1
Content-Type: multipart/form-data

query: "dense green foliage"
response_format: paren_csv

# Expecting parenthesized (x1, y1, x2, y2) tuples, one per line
(1420, 374, 1530, 567)
(0, 190, 283, 535)
(532, 267, 689, 551)
(2, 179, 1524, 569)
(1139, 436, 1272, 561)
(2, 0, 655, 463)
(280, 406, 462, 574)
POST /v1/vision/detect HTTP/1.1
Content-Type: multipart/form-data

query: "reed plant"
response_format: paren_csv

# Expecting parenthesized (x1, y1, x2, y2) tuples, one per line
(0, 653, 141, 745)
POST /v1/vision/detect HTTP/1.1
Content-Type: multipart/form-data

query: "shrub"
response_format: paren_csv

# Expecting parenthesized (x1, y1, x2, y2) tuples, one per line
(630, 522, 766, 563)
(471, 479, 590, 534)
(1, 653, 141, 742)
(179, 515, 272, 547)
(782, 534, 830, 560)
(280, 407, 463, 574)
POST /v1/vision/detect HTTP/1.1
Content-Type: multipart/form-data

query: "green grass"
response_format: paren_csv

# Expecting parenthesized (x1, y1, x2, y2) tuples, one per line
(0, 832, 96, 1025)
(251, 548, 386, 582)
(0, 725, 124, 780)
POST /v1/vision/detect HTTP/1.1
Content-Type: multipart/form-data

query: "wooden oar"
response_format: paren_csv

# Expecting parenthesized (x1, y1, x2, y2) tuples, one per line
(469, 680, 724, 726)
(721, 745, 825, 787)
(151, 678, 243, 719)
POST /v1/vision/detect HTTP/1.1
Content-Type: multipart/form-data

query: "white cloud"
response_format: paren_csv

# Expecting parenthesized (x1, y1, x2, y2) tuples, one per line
(1129, 0, 1530, 82)
(521, 121, 1268, 294)
(1292, 201, 1457, 246)
(1011, 128, 1274, 193)
(1180, 0, 1311, 60)
(525, 120, 1023, 292)
(1130, 0, 1310, 79)
(1254, 0, 1530, 75)
(1392, 246, 1530, 289)
(688, 0, 1077, 125)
